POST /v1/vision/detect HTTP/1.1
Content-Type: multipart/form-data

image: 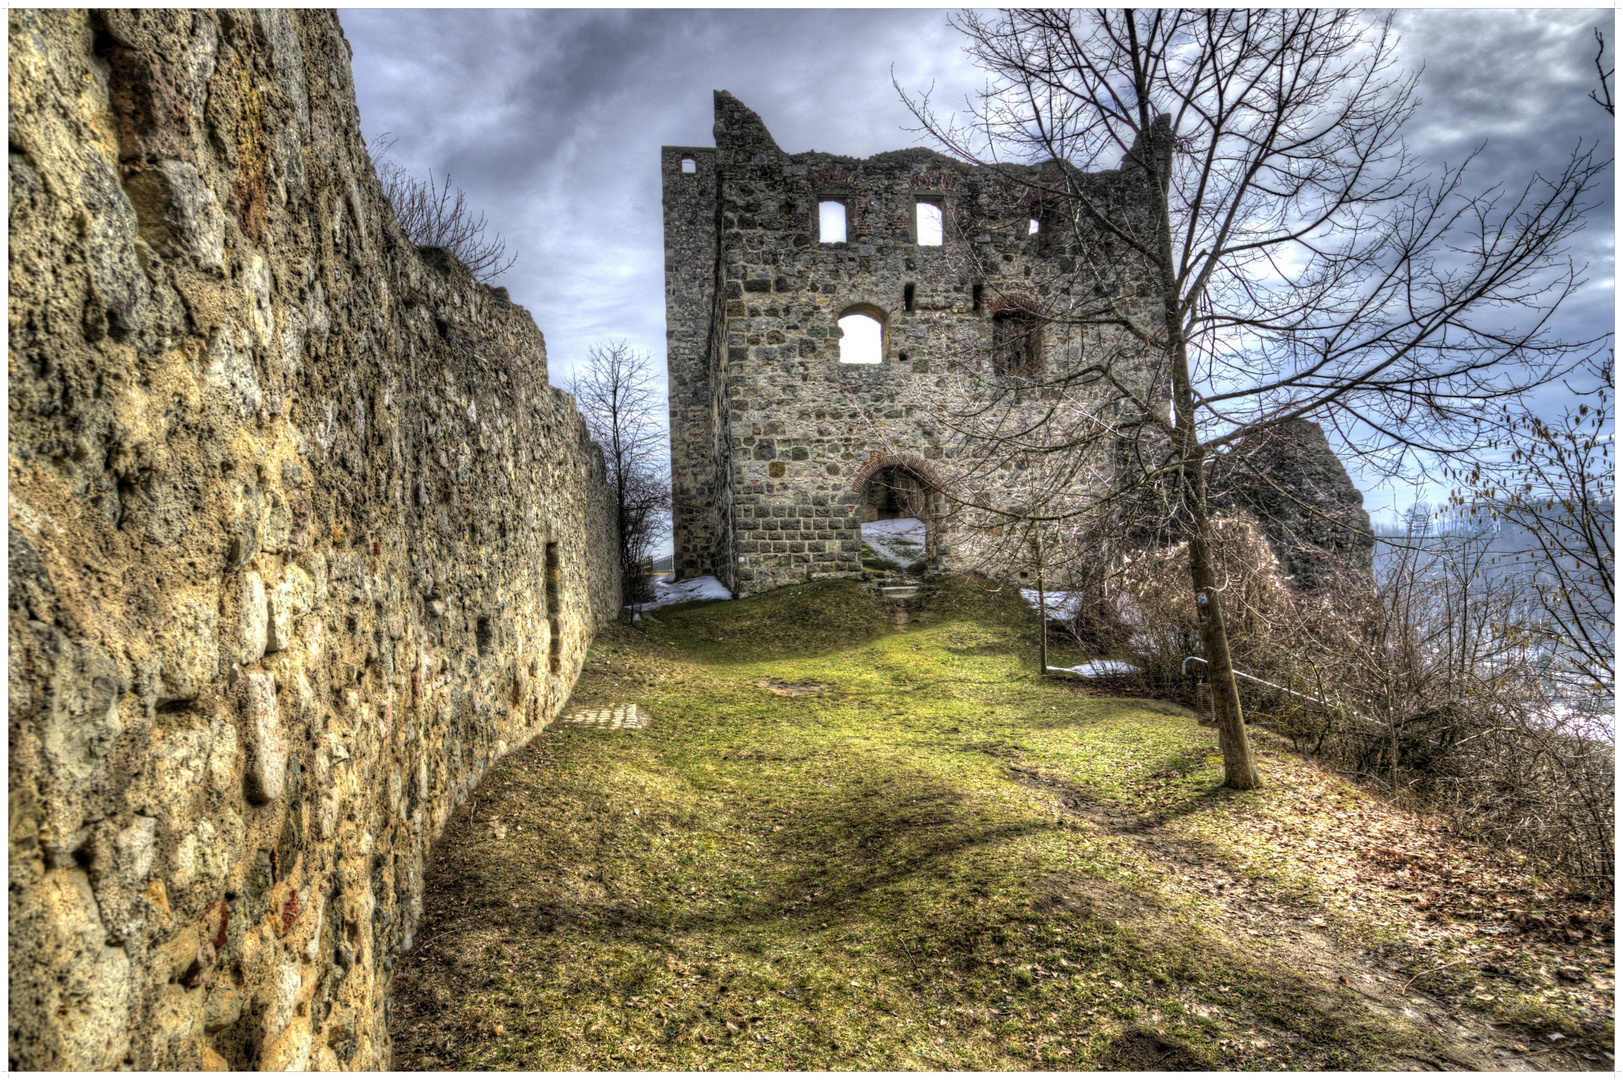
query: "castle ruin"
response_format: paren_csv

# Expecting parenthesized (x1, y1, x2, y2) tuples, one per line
(663, 92, 1174, 596)
(662, 92, 1374, 597)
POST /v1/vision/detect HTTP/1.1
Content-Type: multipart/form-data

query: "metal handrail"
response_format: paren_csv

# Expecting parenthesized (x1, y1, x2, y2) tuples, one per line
(1181, 656, 1384, 727)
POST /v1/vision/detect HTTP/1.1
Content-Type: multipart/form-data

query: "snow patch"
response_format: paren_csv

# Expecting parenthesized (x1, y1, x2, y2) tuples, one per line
(629, 575, 733, 613)
(1020, 588, 1083, 620)
(862, 517, 926, 566)
(1048, 660, 1142, 679)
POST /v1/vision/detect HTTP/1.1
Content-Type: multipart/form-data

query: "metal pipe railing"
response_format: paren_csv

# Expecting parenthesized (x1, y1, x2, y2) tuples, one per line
(1182, 656, 1384, 728)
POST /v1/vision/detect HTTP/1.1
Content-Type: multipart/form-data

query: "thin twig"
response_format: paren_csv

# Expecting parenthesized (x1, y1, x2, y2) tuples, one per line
(1401, 957, 1469, 991)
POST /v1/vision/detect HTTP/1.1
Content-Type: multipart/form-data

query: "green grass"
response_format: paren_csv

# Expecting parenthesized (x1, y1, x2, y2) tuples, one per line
(388, 576, 1610, 1070)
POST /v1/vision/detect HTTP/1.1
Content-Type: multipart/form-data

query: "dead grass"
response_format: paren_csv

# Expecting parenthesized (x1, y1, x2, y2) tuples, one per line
(388, 576, 1613, 1070)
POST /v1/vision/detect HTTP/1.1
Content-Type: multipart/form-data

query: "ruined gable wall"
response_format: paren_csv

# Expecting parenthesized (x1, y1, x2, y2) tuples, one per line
(668, 92, 1168, 595)
(662, 145, 735, 588)
(9, 9, 618, 1071)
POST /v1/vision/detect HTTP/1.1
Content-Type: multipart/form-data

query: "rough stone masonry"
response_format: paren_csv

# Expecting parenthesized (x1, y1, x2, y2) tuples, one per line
(662, 92, 1374, 598)
(9, 9, 618, 1070)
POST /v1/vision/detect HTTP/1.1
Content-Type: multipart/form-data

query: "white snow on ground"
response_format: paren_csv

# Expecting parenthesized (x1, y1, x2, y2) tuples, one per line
(1048, 660, 1142, 679)
(628, 575, 733, 613)
(862, 517, 926, 566)
(1020, 588, 1083, 620)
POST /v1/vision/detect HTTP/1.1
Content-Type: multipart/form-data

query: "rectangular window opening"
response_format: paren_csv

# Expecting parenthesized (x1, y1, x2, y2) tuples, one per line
(819, 200, 847, 243)
(681, 157, 697, 174)
(972, 283, 984, 313)
(916, 201, 943, 246)
(903, 283, 915, 312)
(993, 311, 1043, 378)
(1029, 217, 1041, 235)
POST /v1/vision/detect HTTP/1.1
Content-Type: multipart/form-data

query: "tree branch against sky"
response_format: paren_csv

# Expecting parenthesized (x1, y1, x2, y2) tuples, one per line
(901, 8, 1609, 789)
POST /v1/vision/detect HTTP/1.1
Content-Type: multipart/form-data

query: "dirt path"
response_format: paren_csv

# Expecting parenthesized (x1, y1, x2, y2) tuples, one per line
(1008, 763, 1603, 1071)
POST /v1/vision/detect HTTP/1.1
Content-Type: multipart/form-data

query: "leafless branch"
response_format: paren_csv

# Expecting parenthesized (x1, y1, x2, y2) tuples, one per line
(371, 133, 518, 283)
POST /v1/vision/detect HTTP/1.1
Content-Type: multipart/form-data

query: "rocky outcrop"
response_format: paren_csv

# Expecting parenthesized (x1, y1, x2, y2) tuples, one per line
(9, 10, 618, 1070)
(1210, 420, 1376, 593)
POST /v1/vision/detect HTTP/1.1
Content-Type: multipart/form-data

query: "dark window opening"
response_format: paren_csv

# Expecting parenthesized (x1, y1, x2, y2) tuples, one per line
(992, 310, 1042, 378)
(475, 616, 494, 656)
(971, 283, 984, 313)
(545, 542, 562, 675)
(903, 283, 915, 312)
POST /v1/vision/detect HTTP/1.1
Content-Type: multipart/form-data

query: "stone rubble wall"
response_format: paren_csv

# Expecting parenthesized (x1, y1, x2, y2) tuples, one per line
(9, 10, 619, 1071)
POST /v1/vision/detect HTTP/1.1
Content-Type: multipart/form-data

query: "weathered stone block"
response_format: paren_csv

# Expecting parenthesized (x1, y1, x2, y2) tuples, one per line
(266, 581, 297, 654)
(237, 573, 268, 665)
(32, 623, 128, 785)
(242, 673, 285, 805)
(124, 161, 225, 271)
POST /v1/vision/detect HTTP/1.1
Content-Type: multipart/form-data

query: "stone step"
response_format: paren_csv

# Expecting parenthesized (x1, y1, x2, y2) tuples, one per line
(881, 585, 921, 599)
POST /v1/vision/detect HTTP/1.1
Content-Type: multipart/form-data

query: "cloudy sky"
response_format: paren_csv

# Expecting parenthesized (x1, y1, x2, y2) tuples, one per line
(340, 7, 1614, 523)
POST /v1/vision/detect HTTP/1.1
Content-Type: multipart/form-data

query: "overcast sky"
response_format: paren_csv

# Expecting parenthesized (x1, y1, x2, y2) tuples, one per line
(341, 7, 1614, 524)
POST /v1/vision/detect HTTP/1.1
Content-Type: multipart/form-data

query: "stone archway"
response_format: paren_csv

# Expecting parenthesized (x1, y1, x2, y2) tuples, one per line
(851, 454, 943, 573)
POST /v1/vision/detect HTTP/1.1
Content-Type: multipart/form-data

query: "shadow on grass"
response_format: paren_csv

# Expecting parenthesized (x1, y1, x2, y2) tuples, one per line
(503, 770, 1044, 948)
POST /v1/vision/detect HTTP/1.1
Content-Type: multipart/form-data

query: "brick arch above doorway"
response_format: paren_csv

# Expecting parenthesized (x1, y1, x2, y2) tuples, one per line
(850, 453, 943, 495)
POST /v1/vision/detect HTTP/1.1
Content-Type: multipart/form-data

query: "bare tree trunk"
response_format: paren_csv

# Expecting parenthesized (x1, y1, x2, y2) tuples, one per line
(1184, 446, 1261, 789)
(1035, 527, 1048, 676)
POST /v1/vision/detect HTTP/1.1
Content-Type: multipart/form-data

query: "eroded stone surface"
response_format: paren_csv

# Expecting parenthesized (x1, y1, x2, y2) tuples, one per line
(8, 10, 619, 1070)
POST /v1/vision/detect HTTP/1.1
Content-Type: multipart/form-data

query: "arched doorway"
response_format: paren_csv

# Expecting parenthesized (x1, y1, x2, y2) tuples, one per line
(853, 457, 940, 575)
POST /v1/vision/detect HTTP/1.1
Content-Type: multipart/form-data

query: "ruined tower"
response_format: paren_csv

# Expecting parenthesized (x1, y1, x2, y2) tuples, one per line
(662, 92, 1176, 596)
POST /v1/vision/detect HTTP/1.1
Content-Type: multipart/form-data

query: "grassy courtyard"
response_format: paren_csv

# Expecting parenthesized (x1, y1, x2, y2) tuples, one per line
(388, 577, 1613, 1070)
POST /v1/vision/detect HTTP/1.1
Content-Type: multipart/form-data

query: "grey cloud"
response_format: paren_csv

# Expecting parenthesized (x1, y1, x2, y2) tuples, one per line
(342, 8, 1612, 523)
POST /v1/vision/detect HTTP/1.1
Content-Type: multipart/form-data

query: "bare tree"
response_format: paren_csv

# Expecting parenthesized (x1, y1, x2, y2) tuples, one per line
(1450, 352, 1614, 709)
(1592, 28, 1615, 116)
(570, 341, 671, 605)
(371, 134, 518, 283)
(902, 8, 1607, 789)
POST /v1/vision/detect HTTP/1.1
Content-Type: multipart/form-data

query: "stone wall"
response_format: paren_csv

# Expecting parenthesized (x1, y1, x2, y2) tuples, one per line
(9, 9, 618, 1071)
(663, 92, 1168, 595)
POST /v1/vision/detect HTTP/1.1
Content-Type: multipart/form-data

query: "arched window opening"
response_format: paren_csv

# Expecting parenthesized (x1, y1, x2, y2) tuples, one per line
(819, 200, 847, 243)
(992, 309, 1041, 377)
(837, 312, 883, 364)
(916, 201, 943, 246)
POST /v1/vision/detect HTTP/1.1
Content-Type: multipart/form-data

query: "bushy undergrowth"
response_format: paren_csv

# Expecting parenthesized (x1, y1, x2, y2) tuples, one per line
(1063, 516, 1615, 896)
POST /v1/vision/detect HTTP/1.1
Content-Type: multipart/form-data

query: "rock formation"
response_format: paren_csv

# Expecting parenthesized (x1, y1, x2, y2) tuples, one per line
(9, 10, 617, 1069)
(1209, 420, 1376, 593)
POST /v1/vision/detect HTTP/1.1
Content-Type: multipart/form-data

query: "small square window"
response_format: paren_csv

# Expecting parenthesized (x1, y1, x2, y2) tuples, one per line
(917, 201, 943, 246)
(819, 200, 847, 243)
(681, 157, 696, 174)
